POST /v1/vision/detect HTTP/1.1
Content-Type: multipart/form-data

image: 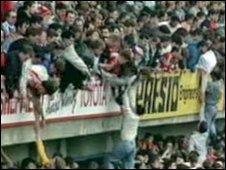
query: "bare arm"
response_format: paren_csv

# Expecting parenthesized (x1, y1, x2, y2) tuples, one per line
(1, 148, 14, 167)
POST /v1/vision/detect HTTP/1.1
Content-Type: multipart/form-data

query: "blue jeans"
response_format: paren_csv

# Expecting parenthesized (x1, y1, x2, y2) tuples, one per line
(205, 104, 217, 137)
(104, 140, 136, 169)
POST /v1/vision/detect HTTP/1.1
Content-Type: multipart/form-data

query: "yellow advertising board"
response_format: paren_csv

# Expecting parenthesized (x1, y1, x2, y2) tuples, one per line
(136, 70, 224, 120)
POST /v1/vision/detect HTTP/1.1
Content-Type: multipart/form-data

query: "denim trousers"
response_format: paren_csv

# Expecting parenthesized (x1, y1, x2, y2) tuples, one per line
(104, 140, 136, 169)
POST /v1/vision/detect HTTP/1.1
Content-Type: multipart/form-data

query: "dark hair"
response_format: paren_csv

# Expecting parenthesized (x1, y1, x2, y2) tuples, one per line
(120, 48, 133, 62)
(171, 34, 183, 46)
(55, 3, 67, 11)
(171, 15, 180, 23)
(30, 15, 43, 25)
(21, 157, 36, 169)
(15, 19, 30, 29)
(49, 23, 63, 31)
(171, 46, 180, 53)
(26, 27, 43, 37)
(210, 67, 223, 81)
(185, 13, 195, 21)
(47, 29, 59, 38)
(188, 151, 199, 163)
(202, 160, 213, 169)
(198, 121, 208, 133)
(89, 39, 105, 50)
(23, 1, 36, 10)
(65, 156, 74, 167)
(158, 25, 171, 34)
(66, 10, 75, 17)
(19, 44, 35, 56)
(197, 11, 206, 18)
(61, 30, 75, 39)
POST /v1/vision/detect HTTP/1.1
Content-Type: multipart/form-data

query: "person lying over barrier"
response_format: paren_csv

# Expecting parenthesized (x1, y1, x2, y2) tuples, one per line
(19, 44, 59, 166)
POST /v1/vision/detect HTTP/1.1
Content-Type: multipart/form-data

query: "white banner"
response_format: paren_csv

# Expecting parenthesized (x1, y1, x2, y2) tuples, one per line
(1, 77, 120, 126)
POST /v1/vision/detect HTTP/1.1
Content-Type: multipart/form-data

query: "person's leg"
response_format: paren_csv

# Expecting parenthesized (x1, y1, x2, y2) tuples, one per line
(205, 105, 217, 144)
(104, 141, 127, 169)
(123, 140, 136, 169)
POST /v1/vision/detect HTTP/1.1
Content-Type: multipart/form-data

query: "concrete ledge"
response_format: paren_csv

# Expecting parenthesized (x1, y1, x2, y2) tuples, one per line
(1, 116, 123, 146)
(1, 112, 225, 146)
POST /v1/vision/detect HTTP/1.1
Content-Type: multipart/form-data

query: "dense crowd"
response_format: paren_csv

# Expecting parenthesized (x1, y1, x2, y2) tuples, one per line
(1, 1, 225, 169)
(1, 122, 225, 169)
(1, 1, 225, 98)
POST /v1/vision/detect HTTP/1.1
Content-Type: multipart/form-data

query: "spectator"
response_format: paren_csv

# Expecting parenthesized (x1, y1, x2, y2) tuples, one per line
(204, 68, 223, 143)
(2, 11, 17, 37)
(189, 121, 209, 164)
(17, 1, 38, 24)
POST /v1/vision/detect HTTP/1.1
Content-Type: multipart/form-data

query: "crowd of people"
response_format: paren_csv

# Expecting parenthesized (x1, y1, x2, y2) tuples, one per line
(1, 122, 225, 169)
(1, 1, 225, 169)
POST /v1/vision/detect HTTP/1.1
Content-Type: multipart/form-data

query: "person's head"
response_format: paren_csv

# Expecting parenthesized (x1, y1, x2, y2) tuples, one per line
(74, 18, 84, 32)
(210, 66, 223, 81)
(170, 15, 180, 27)
(88, 161, 99, 169)
(148, 152, 163, 169)
(47, 29, 59, 44)
(144, 133, 154, 143)
(86, 30, 100, 41)
(160, 36, 171, 48)
(197, 121, 208, 133)
(21, 157, 37, 169)
(164, 159, 176, 169)
(89, 39, 106, 56)
(199, 40, 212, 54)
(55, 3, 67, 21)
(106, 35, 122, 53)
(61, 30, 75, 42)
(26, 27, 43, 45)
(65, 156, 79, 169)
(188, 151, 199, 165)
(123, 18, 136, 35)
(5, 11, 17, 25)
(18, 44, 34, 62)
(197, 11, 206, 21)
(49, 23, 63, 36)
(101, 26, 110, 40)
(54, 156, 67, 169)
(69, 26, 82, 42)
(30, 15, 43, 29)
(110, 10, 120, 21)
(212, 161, 224, 169)
(118, 48, 133, 64)
(15, 19, 30, 35)
(184, 13, 195, 25)
(202, 159, 213, 169)
(65, 10, 76, 26)
(23, 1, 38, 15)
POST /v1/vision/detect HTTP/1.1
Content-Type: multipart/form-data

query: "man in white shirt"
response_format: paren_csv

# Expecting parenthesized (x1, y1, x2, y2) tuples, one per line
(196, 41, 217, 120)
(189, 121, 209, 164)
(101, 62, 140, 169)
(2, 11, 17, 37)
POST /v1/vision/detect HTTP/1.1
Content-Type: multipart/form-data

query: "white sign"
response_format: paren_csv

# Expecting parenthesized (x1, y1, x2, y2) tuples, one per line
(1, 77, 120, 126)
